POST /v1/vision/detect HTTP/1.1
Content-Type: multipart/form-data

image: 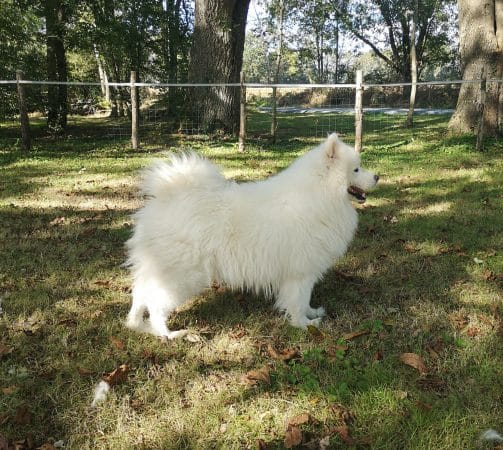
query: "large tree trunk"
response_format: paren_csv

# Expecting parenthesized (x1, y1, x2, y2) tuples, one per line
(189, 0, 250, 133)
(449, 0, 503, 135)
(45, 0, 68, 132)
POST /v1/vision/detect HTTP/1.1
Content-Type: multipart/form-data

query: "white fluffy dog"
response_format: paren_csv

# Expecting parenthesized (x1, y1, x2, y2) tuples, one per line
(126, 133, 378, 339)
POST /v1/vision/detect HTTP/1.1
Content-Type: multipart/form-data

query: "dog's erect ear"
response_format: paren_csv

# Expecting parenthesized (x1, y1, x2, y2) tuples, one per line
(325, 133, 339, 159)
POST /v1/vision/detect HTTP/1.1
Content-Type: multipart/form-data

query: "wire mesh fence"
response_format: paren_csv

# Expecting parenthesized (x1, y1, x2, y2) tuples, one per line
(0, 77, 500, 150)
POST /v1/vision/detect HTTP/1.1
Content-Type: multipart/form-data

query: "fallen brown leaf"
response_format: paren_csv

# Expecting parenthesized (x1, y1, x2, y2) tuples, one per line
(287, 413, 310, 427)
(37, 443, 57, 450)
(103, 364, 129, 386)
(342, 330, 370, 341)
(330, 403, 355, 425)
(243, 366, 270, 386)
(306, 325, 325, 341)
(332, 425, 354, 444)
(284, 425, 302, 448)
(466, 326, 481, 337)
(400, 352, 428, 375)
(266, 344, 300, 362)
(0, 344, 13, 358)
(228, 325, 247, 339)
(109, 336, 125, 350)
(77, 367, 94, 377)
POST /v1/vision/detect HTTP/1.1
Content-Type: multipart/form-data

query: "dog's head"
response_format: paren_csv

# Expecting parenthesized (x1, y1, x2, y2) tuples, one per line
(324, 133, 379, 203)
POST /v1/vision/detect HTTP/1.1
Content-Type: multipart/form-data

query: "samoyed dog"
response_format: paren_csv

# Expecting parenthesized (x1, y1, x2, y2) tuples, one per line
(126, 133, 378, 339)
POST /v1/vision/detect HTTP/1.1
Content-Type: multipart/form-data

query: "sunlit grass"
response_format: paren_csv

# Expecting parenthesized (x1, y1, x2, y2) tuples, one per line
(0, 114, 502, 448)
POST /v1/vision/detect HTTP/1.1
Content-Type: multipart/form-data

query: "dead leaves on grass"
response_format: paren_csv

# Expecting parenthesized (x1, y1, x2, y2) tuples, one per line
(266, 344, 300, 362)
(342, 330, 370, 341)
(0, 344, 13, 358)
(282, 404, 370, 448)
(284, 414, 310, 448)
(243, 366, 270, 386)
(399, 352, 428, 375)
(103, 363, 130, 386)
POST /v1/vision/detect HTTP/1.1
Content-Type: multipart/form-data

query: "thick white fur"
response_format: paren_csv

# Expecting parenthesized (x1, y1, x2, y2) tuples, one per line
(125, 133, 378, 338)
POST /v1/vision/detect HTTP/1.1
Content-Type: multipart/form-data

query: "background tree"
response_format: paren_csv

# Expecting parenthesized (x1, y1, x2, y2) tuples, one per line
(43, 0, 70, 131)
(334, 0, 454, 82)
(188, 0, 251, 133)
(0, 1, 44, 115)
(448, 0, 502, 136)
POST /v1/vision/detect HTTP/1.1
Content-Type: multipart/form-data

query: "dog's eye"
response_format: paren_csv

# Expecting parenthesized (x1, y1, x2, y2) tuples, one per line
(354, 168, 359, 173)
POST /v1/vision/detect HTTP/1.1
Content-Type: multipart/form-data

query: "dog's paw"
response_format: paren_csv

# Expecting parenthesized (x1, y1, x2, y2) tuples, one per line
(290, 315, 322, 329)
(164, 329, 190, 340)
(306, 306, 326, 319)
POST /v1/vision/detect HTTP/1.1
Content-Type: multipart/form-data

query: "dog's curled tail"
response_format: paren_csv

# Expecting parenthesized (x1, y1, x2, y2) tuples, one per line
(140, 152, 227, 198)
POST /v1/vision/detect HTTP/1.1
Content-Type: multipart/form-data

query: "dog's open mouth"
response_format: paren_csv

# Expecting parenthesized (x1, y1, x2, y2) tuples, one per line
(347, 185, 366, 203)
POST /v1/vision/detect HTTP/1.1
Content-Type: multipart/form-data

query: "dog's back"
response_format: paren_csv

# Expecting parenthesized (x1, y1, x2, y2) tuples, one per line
(139, 152, 228, 199)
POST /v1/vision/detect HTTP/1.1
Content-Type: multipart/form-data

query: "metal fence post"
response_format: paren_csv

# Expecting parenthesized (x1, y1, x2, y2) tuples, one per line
(131, 71, 139, 150)
(355, 70, 363, 153)
(238, 71, 246, 152)
(16, 70, 31, 151)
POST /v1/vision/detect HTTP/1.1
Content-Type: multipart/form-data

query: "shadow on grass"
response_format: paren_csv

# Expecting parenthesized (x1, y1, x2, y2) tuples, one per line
(0, 126, 501, 447)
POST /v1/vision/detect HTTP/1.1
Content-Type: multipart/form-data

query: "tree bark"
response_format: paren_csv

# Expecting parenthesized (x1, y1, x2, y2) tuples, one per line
(189, 0, 251, 133)
(406, 0, 418, 128)
(45, 0, 68, 132)
(449, 0, 503, 135)
(271, 0, 285, 143)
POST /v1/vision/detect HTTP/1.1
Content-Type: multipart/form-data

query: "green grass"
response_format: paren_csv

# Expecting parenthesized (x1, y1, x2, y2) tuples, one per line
(0, 113, 502, 449)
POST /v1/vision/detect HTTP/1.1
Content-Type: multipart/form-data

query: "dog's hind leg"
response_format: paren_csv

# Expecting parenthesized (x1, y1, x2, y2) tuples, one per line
(125, 284, 149, 332)
(126, 276, 190, 339)
(144, 283, 190, 339)
(275, 278, 322, 328)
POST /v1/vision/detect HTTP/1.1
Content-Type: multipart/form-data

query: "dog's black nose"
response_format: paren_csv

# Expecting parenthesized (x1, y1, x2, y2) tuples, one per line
(374, 174, 380, 182)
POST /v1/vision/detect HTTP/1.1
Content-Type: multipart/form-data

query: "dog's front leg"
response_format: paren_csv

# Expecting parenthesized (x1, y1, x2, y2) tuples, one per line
(275, 278, 323, 328)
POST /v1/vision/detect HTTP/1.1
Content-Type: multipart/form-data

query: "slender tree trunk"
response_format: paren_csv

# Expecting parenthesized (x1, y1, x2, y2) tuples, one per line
(189, 0, 250, 133)
(45, 0, 58, 129)
(45, 0, 67, 132)
(406, 1, 418, 128)
(449, 0, 503, 135)
(163, 0, 183, 119)
(271, 0, 285, 143)
(335, 19, 339, 82)
(94, 44, 109, 102)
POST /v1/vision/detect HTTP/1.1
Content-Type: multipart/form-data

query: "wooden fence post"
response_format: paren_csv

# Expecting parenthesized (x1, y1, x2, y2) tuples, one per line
(130, 71, 139, 150)
(476, 67, 487, 151)
(16, 70, 31, 151)
(354, 70, 363, 152)
(238, 71, 246, 152)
